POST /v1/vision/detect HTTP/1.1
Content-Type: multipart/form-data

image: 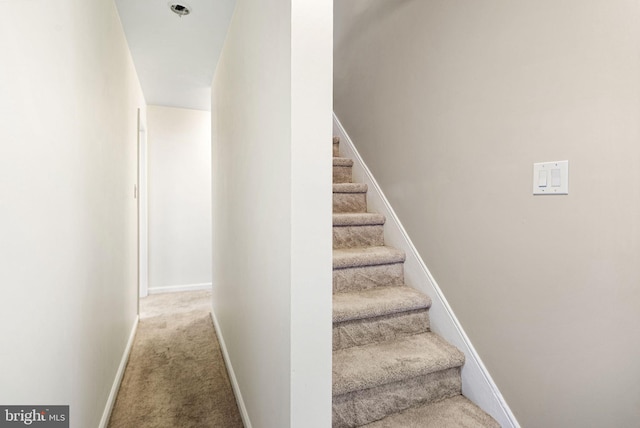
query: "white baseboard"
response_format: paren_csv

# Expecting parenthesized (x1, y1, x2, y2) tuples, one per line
(333, 113, 520, 428)
(148, 282, 212, 295)
(210, 311, 252, 428)
(99, 316, 139, 428)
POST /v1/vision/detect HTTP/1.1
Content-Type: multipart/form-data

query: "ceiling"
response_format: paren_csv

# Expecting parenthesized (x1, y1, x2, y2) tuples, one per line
(114, 0, 236, 111)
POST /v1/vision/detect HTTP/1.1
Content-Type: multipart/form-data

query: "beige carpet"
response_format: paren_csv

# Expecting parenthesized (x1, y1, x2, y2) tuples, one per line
(108, 290, 243, 428)
(332, 137, 499, 427)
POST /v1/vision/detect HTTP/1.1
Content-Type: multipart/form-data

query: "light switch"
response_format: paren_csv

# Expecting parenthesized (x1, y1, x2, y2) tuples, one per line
(551, 168, 561, 187)
(538, 170, 548, 187)
(533, 160, 569, 195)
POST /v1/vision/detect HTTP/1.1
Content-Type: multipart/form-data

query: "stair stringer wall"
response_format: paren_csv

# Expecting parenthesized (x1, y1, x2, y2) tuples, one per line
(333, 113, 520, 428)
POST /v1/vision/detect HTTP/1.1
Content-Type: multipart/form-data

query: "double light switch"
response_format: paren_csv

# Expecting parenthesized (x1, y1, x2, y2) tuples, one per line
(533, 161, 568, 195)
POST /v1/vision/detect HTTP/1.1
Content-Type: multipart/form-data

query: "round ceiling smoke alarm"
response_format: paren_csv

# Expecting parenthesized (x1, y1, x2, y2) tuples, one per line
(169, 2, 191, 17)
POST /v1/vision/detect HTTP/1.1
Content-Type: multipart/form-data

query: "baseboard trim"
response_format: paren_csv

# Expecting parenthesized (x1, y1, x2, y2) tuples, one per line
(333, 113, 520, 428)
(148, 282, 212, 294)
(99, 315, 139, 428)
(210, 310, 252, 428)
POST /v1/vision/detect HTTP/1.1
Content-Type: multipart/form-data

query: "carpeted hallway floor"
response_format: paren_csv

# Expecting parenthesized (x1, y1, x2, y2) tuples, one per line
(108, 290, 243, 428)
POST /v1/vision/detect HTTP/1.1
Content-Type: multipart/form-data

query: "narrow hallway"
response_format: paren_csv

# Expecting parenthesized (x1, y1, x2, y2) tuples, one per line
(108, 291, 243, 428)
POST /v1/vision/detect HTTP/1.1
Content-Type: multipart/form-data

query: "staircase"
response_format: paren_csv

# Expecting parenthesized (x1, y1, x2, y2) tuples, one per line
(332, 137, 499, 428)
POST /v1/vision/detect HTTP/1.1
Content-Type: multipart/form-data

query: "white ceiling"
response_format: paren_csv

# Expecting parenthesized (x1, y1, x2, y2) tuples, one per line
(115, 0, 236, 111)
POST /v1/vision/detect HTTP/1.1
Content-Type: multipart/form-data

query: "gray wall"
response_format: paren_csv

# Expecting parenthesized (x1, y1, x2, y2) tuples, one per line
(334, 1, 640, 426)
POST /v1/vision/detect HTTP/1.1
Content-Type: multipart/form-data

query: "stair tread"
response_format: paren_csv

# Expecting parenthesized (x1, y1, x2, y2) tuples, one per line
(361, 395, 500, 428)
(333, 157, 354, 167)
(333, 213, 385, 226)
(333, 286, 431, 323)
(333, 246, 405, 269)
(333, 332, 465, 396)
(334, 183, 367, 193)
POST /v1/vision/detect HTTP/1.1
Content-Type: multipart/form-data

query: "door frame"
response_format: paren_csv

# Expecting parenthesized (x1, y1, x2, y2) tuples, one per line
(137, 108, 149, 307)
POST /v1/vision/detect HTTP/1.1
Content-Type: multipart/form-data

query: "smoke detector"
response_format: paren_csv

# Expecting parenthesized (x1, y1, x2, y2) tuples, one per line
(169, 2, 191, 17)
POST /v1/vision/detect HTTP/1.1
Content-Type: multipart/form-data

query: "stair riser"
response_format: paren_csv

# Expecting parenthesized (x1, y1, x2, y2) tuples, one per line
(333, 193, 367, 213)
(334, 165, 353, 183)
(333, 225, 384, 249)
(333, 310, 430, 351)
(333, 142, 340, 157)
(363, 396, 501, 428)
(332, 367, 462, 428)
(333, 263, 405, 293)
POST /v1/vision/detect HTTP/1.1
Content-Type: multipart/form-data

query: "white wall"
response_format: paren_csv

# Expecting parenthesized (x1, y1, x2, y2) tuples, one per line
(211, 0, 333, 426)
(0, 1, 145, 427)
(334, 1, 640, 426)
(147, 105, 212, 292)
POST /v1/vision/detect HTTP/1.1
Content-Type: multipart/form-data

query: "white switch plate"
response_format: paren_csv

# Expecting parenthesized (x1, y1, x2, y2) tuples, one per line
(533, 160, 568, 195)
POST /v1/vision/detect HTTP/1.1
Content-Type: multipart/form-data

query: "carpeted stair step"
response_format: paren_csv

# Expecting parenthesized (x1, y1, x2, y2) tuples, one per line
(332, 332, 465, 397)
(361, 395, 500, 428)
(332, 332, 465, 428)
(333, 286, 431, 351)
(334, 183, 368, 213)
(334, 157, 354, 183)
(333, 246, 405, 269)
(333, 245, 406, 293)
(333, 262, 405, 293)
(333, 213, 385, 249)
(329, 136, 499, 428)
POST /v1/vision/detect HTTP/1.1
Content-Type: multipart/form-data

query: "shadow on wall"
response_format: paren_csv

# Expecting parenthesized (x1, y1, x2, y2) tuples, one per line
(334, 0, 418, 52)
